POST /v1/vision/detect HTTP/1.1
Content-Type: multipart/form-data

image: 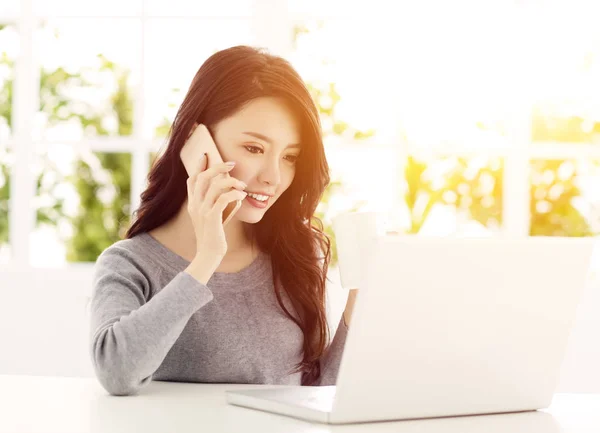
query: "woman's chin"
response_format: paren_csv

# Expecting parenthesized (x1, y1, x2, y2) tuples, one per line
(235, 206, 266, 224)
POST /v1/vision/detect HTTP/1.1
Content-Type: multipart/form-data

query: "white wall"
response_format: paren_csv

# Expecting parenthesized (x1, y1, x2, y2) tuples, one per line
(0, 265, 598, 393)
(0, 267, 95, 378)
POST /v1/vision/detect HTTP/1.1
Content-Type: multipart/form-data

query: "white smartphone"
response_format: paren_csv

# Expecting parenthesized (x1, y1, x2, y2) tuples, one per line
(180, 124, 242, 226)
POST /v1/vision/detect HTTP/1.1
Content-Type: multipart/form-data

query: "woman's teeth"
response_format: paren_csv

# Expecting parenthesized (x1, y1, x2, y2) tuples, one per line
(248, 192, 268, 202)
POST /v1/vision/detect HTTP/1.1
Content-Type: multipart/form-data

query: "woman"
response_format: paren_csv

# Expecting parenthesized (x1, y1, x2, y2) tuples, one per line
(89, 45, 357, 396)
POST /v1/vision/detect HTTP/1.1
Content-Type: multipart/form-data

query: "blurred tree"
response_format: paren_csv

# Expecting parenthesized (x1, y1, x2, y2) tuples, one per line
(404, 155, 597, 237)
(532, 105, 600, 143)
(404, 156, 503, 234)
(308, 80, 371, 265)
(38, 53, 133, 262)
(0, 19, 133, 262)
(0, 150, 9, 246)
(529, 159, 593, 237)
(0, 24, 13, 246)
(155, 87, 181, 138)
(293, 21, 375, 266)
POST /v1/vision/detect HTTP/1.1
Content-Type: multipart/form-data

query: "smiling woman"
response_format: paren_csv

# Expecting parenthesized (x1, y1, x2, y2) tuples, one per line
(89, 46, 349, 396)
(204, 97, 304, 222)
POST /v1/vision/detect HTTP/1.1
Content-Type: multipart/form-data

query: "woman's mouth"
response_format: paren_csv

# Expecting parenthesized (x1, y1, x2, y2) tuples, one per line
(245, 193, 269, 209)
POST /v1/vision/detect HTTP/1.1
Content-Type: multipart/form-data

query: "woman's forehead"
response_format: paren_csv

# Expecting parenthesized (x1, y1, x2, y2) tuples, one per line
(218, 97, 302, 145)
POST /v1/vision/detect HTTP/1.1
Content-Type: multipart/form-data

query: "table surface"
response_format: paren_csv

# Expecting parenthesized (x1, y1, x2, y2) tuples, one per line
(1, 375, 600, 433)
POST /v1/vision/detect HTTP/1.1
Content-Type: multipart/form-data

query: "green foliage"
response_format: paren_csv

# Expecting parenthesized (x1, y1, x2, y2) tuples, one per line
(0, 155, 9, 245)
(0, 25, 13, 245)
(154, 87, 181, 138)
(532, 105, 600, 143)
(294, 23, 376, 266)
(0, 20, 133, 260)
(404, 155, 597, 237)
(36, 51, 133, 262)
(308, 79, 374, 266)
(404, 156, 503, 234)
(306, 82, 375, 141)
(529, 159, 593, 237)
(66, 153, 131, 261)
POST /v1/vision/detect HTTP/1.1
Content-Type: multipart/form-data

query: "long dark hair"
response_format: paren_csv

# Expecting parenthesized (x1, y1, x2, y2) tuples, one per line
(126, 46, 332, 385)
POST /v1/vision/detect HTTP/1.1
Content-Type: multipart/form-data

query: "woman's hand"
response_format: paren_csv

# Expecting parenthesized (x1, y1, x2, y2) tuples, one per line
(186, 156, 248, 260)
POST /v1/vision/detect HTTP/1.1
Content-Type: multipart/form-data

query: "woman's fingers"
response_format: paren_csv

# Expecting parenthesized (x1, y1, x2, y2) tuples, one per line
(203, 176, 247, 209)
(209, 189, 248, 219)
(193, 162, 235, 202)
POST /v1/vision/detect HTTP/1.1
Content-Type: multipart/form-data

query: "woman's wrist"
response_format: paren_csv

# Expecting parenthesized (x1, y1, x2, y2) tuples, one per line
(184, 252, 224, 285)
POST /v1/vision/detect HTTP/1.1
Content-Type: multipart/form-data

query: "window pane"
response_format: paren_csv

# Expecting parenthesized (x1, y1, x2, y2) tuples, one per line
(293, 2, 529, 149)
(400, 155, 504, 236)
(324, 145, 398, 216)
(530, 159, 600, 236)
(288, 0, 383, 18)
(0, 146, 11, 264)
(32, 146, 131, 266)
(144, 0, 252, 17)
(33, 0, 142, 17)
(289, 15, 515, 151)
(530, 8, 600, 144)
(144, 19, 253, 138)
(0, 0, 19, 19)
(35, 19, 141, 140)
(0, 24, 17, 140)
(149, 151, 159, 171)
(288, 19, 397, 146)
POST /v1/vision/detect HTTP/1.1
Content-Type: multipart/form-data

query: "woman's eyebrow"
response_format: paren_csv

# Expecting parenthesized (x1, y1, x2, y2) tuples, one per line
(242, 131, 301, 149)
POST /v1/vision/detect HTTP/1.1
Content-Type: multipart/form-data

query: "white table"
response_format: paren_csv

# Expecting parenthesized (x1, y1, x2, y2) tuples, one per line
(1, 375, 600, 433)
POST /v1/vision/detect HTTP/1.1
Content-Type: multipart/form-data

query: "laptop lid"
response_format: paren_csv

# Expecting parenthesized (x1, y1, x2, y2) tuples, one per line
(330, 234, 596, 424)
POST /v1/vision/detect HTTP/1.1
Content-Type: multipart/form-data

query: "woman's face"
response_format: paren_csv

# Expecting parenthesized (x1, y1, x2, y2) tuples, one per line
(211, 96, 302, 224)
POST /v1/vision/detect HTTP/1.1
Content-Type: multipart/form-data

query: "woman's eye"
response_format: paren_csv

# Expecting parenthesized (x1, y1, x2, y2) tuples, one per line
(244, 145, 298, 164)
(244, 145, 263, 154)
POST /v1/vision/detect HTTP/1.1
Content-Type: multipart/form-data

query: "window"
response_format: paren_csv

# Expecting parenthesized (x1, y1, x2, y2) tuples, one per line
(2, 2, 257, 268)
(143, 18, 253, 138)
(289, 2, 518, 239)
(3, 0, 600, 270)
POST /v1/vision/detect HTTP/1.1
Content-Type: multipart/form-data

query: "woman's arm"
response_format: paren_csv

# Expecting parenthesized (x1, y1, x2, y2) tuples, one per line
(342, 289, 359, 327)
(313, 289, 359, 386)
(314, 313, 349, 386)
(89, 247, 217, 396)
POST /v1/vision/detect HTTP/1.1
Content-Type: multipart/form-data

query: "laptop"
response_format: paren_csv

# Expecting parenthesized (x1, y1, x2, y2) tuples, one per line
(226, 213, 597, 424)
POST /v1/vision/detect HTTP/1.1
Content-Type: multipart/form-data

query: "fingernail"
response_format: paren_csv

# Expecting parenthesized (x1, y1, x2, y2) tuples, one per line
(225, 161, 236, 166)
(200, 153, 206, 159)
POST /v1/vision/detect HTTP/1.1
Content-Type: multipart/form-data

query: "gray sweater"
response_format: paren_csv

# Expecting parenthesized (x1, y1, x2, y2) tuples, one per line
(89, 232, 348, 396)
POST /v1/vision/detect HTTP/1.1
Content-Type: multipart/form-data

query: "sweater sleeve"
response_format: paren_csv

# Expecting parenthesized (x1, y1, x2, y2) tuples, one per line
(315, 315, 349, 386)
(89, 246, 214, 396)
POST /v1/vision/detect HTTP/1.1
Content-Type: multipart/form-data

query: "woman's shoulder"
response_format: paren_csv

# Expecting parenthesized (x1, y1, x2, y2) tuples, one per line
(94, 233, 161, 277)
(91, 234, 159, 300)
(97, 233, 148, 261)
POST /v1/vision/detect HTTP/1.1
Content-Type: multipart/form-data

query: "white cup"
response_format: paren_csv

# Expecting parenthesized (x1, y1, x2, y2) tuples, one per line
(332, 211, 383, 290)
